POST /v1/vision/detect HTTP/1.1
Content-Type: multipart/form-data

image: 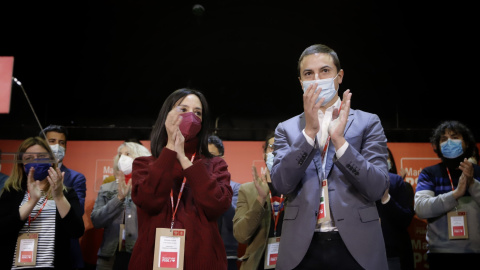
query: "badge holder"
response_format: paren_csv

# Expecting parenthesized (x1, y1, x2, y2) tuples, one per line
(153, 228, 186, 270)
(14, 233, 38, 266)
(447, 210, 468, 240)
(264, 236, 280, 269)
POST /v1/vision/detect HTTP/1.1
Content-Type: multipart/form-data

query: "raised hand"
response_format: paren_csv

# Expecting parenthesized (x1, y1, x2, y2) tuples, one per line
(329, 89, 351, 149)
(165, 106, 183, 151)
(26, 167, 42, 202)
(116, 171, 132, 201)
(47, 167, 65, 199)
(252, 165, 269, 205)
(303, 82, 323, 140)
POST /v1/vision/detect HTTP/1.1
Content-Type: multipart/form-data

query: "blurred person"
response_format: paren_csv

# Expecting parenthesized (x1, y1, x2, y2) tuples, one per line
(129, 88, 233, 270)
(233, 131, 286, 270)
(415, 120, 480, 269)
(40, 124, 87, 270)
(208, 134, 241, 270)
(0, 137, 85, 270)
(0, 148, 9, 192)
(270, 44, 389, 270)
(91, 142, 151, 270)
(376, 147, 414, 270)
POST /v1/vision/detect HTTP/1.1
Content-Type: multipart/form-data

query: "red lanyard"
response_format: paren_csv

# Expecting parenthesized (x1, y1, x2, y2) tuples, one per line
(27, 191, 49, 228)
(320, 102, 343, 161)
(446, 168, 455, 191)
(269, 191, 284, 237)
(170, 153, 196, 230)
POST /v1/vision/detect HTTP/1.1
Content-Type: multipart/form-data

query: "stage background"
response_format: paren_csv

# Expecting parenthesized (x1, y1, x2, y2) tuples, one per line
(2, 140, 477, 269)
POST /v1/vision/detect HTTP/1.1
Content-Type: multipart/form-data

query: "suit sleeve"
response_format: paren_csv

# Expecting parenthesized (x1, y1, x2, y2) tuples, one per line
(233, 184, 267, 244)
(271, 121, 318, 195)
(71, 172, 87, 216)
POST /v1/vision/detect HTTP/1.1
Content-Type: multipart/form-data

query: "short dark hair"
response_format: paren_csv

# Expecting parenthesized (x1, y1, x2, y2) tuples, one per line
(150, 88, 213, 158)
(208, 135, 224, 156)
(40, 125, 68, 141)
(298, 44, 341, 76)
(430, 120, 476, 159)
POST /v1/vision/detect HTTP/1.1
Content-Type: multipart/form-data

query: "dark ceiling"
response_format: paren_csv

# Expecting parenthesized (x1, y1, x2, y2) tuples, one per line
(0, 1, 477, 142)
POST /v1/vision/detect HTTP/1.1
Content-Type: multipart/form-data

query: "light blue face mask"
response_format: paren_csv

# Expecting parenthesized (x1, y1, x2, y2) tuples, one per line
(302, 73, 339, 106)
(266, 152, 274, 171)
(440, 139, 464, 159)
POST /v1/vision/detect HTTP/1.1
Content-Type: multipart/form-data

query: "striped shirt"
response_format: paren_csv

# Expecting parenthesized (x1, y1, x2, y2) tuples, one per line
(12, 192, 56, 269)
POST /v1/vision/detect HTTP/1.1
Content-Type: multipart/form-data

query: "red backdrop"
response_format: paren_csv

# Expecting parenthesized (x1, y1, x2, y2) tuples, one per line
(2, 139, 475, 269)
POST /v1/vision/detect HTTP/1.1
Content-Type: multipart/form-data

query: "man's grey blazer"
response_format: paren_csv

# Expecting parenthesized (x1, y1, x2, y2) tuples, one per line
(271, 108, 389, 270)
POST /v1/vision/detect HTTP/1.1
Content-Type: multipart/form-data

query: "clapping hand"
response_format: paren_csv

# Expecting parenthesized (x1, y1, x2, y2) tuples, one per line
(48, 167, 65, 199)
(26, 167, 42, 202)
(252, 165, 269, 205)
(117, 171, 132, 201)
(329, 89, 351, 149)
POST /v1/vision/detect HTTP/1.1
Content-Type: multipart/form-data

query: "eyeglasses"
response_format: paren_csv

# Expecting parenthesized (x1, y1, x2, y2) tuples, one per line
(22, 152, 51, 162)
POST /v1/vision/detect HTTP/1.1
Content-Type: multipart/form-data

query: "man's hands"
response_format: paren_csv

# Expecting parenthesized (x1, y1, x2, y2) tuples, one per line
(303, 82, 323, 140)
(329, 90, 351, 150)
(252, 165, 270, 205)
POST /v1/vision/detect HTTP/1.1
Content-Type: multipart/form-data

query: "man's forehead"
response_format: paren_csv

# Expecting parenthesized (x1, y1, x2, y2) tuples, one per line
(301, 53, 334, 68)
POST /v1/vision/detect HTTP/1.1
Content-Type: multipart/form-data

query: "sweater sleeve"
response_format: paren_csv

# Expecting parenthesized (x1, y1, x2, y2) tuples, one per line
(184, 156, 232, 220)
(131, 149, 178, 215)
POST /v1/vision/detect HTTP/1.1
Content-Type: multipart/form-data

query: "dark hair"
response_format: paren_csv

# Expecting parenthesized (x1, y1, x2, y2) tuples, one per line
(208, 135, 224, 156)
(263, 131, 275, 154)
(430, 120, 476, 159)
(150, 88, 213, 158)
(387, 147, 397, 174)
(39, 125, 68, 142)
(297, 44, 341, 76)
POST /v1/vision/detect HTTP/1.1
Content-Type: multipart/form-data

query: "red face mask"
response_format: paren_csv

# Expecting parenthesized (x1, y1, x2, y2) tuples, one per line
(179, 112, 202, 141)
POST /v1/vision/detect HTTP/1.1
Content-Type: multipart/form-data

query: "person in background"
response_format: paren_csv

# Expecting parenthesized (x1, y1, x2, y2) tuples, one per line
(0, 148, 9, 192)
(270, 43, 389, 270)
(208, 134, 241, 270)
(40, 125, 87, 270)
(129, 88, 233, 270)
(233, 131, 285, 270)
(415, 120, 480, 269)
(91, 142, 151, 270)
(376, 147, 414, 270)
(103, 139, 144, 185)
(0, 137, 85, 270)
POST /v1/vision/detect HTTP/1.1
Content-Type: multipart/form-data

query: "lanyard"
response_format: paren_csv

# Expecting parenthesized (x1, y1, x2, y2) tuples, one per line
(27, 191, 49, 229)
(170, 153, 196, 230)
(269, 191, 284, 237)
(446, 168, 455, 191)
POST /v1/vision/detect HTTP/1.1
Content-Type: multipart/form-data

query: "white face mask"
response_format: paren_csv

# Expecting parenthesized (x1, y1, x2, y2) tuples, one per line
(49, 144, 66, 163)
(118, 155, 134, 175)
(302, 73, 339, 106)
(266, 152, 274, 171)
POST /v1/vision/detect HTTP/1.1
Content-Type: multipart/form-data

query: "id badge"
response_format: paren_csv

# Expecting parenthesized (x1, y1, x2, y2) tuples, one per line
(153, 228, 185, 270)
(317, 179, 331, 224)
(119, 224, 126, 251)
(14, 233, 38, 266)
(447, 211, 468, 239)
(263, 237, 280, 269)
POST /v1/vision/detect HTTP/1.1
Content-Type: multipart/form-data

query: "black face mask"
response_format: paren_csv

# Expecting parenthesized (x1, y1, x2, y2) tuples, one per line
(442, 154, 467, 171)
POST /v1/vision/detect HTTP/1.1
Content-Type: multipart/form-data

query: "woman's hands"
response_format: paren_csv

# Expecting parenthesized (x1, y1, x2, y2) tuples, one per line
(26, 167, 42, 202)
(116, 171, 132, 201)
(165, 106, 187, 160)
(48, 167, 65, 199)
